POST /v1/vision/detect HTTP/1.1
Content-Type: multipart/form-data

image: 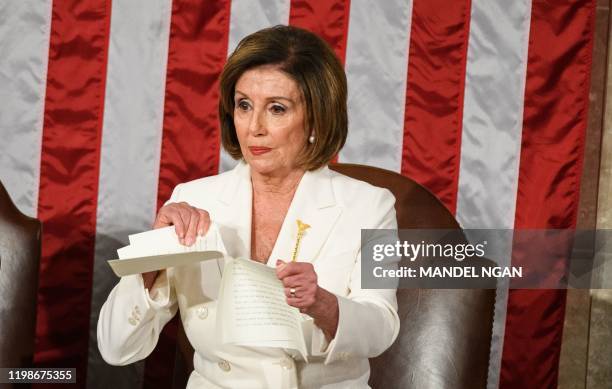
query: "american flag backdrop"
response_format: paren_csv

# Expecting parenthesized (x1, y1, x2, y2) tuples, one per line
(0, 0, 596, 388)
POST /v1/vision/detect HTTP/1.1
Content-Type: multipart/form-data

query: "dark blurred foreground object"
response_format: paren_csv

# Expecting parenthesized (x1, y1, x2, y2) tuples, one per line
(172, 163, 495, 389)
(0, 181, 41, 373)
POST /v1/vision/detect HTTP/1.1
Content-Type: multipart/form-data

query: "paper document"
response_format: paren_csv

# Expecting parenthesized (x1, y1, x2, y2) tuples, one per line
(108, 251, 223, 277)
(106, 225, 309, 358)
(216, 257, 309, 361)
(107, 224, 227, 276)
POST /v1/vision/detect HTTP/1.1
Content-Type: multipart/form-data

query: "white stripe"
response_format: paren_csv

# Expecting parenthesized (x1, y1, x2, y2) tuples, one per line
(0, 0, 52, 217)
(339, 0, 413, 173)
(86, 1, 173, 388)
(456, 1, 532, 388)
(218, 0, 291, 173)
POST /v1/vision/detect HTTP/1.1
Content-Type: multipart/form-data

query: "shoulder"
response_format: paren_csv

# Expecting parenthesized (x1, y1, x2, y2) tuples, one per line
(324, 166, 397, 229)
(326, 167, 396, 210)
(177, 169, 232, 192)
(167, 169, 234, 203)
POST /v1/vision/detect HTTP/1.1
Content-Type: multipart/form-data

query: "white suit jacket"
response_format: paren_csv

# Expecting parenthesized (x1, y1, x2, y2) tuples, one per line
(97, 161, 400, 388)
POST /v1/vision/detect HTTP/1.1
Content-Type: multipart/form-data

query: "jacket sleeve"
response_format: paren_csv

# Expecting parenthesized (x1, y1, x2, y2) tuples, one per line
(96, 184, 183, 365)
(310, 188, 400, 365)
(97, 270, 178, 365)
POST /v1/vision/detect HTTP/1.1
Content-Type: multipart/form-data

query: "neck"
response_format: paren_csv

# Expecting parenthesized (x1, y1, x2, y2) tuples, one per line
(251, 168, 305, 196)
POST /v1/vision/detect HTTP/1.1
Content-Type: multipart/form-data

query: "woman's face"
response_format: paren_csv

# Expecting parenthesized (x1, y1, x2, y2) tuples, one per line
(233, 65, 309, 177)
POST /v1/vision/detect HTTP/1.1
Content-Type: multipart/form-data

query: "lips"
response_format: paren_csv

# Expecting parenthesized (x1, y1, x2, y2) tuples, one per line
(248, 146, 272, 155)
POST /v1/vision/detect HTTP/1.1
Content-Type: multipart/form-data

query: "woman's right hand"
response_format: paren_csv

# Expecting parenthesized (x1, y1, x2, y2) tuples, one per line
(153, 201, 211, 246)
(143, 202, 211, 289)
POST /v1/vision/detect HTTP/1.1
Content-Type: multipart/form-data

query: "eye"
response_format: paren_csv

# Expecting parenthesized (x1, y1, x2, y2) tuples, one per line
(236, 99, 251, 111)
(270, 104, 286, 114)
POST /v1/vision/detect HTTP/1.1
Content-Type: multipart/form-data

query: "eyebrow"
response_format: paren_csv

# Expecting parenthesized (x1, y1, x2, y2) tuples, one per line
(234, 90, 296, 104)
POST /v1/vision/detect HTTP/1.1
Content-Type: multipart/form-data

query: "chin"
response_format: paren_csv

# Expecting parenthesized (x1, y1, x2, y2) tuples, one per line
(247, 158, 296, 177)
(247, 159, 278, 175)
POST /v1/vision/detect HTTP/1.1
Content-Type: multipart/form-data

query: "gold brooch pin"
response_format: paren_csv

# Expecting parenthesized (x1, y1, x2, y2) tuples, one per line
(291, 219, 311, 262)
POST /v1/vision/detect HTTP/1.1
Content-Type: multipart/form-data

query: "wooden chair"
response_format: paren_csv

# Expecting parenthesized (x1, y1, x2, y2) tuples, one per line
(0, 181, 42, 372)
(172, 163, 495, 388)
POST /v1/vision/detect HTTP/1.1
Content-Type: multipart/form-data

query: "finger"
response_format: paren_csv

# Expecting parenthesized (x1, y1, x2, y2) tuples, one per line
(184, 209, 199, 246)
(278, 264, 317, 284)
(276, 261, 310, 278)
(284, 284, 318, 298)
(286, 296, 316, 309)
(152, 212, 164, 229)
(196, 209, 210, 236)
(173, 220, 186, 241)
(165, 209, 186, 241)
(280, 275, 304, 288)
(155, 205, 185, 238)
(285, 297, 302, 307)
(284, 286, 302, 298)
(275, 260, 288, 277)
(175, 204, 193, 242)
(153, 205, 175, 229)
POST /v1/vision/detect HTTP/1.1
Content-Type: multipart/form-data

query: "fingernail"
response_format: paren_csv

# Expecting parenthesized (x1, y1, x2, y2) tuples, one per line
(185, 237, 193, 246)
(198, 229, 204, 236)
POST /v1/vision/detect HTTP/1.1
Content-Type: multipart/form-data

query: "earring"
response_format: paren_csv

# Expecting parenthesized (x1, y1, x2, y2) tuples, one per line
(308, 134, 315, 144)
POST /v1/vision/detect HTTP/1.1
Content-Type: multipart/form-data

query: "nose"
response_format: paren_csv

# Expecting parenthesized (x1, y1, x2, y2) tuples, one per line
(247, 108, 266, 137)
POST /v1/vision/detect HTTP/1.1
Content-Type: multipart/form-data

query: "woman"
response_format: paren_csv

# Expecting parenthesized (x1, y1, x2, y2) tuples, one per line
(98, 25, 399, 388)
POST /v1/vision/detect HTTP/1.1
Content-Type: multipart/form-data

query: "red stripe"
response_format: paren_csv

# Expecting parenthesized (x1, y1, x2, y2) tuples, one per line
(34, 0, 111, 387)
(145, 1, 232, 388)
(289, 0, 351, 65)
(501, 0, 596, 387)
(289, 0, 350, 164)
(400, 0, 471, 213)
(155, 0, 231, 209)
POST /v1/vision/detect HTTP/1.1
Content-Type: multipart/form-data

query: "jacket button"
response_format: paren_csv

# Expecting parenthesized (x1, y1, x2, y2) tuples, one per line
(279, 358, 293, 370)
(218, 359, 231, 372)
(197, 307, 208, 319)
(132, 307, 141, 320)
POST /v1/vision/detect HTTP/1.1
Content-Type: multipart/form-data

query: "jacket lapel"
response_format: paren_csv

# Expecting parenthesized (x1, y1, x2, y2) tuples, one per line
(218, 162, 342, 266)
(267, 166, 342, 266)
(217, 161, 252, 259)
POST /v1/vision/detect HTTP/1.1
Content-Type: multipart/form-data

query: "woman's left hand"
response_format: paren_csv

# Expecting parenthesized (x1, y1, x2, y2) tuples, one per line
(276, 260, 318, 312)
(276, 260, 340, 340)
